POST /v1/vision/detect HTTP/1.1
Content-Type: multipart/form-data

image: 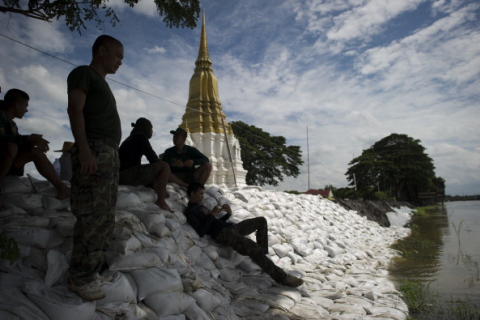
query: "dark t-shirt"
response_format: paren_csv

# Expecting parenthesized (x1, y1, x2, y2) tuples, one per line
(67, 66, 122, 144)
(184, 202, 232, 239)
(0, 110, 28, 146)
(162, 145, 209, 173)
(119, 131, 159, 171)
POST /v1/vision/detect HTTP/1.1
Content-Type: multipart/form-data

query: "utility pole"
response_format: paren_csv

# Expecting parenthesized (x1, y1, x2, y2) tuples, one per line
(307, 126, 310, 191)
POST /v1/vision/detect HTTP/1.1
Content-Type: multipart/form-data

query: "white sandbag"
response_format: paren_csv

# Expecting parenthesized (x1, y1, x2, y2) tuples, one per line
(0, 203, 27, 218)
(205, 186, 224, 198)
(271, 243, 293, 258)
(0, 310, 19, 319)
(169, 200, 187, 214)
(219, 267, 242, 282)
(324, 245, 343, 258)
(1, 193, 43, 210)
(291, 239, 313, 257)
(184, 245, 203, 264)
(162, 315, 186, 320)
(132, 211, 165, 230)
(132, 187, 157, 203)
(45, 250, 68, 287)
(165, 218, 181, 231)
(201, 197, 218, 211)
(109, 236, 143, 254)
(97, 272, 137, 305)
(107, 251, 162, 271)
(42, 197, 69, 211)
(123, 272, 139, 299)
(116, 192, 144, 209)
(137, 302, 157, 320)
(26, 247, 48, 272)
(157, 237, 178, 253)
(0, 286, 49, 319)
(238, 258, 262, 273)
(277, 256, 293, 269)
(171, 228, 194, 252)
(143, 247, 171, 264)
(115, 210, 143, 226)
(52, 216, 76, 237)
(202, 245, 219, 261)
(5, 227, 64, 249)
(148, 223, 170, 238)
(133, 230, 163, 248)
(214, 257, 233, 269)
(1, 176, 33, 193)
(23, 281, 96, 320)
(96, 302, 148, 320)
(183, 303, 211, 320)
(190, 288, 223, 312)
(112, 222, 133, 240)
(216, 196, 230, 206)
(144, 291, 195, 318)
(131, 267, 183, 300)
(194, 252, 217, 270)
(180, 224, 201, 241)
(1, 215, 50, 229)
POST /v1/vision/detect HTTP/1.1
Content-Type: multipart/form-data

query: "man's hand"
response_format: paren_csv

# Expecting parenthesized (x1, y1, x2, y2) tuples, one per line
(221, 204, 232, 215)
(183, 159, 194, 167)
(28, 134, 49, 153)
(210, 205, 222, 216)
(171, 159, 184, 167)
(79, 148, 98, 175)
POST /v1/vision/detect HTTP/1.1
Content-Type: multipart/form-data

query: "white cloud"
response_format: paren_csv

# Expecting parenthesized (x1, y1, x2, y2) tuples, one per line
(146, 46, 167, 54)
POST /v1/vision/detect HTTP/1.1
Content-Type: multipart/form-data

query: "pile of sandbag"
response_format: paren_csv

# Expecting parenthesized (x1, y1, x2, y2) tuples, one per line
(1, 176, 411, 319)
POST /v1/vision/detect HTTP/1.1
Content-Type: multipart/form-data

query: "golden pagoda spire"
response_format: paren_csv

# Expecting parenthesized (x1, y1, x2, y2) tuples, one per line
(179, 10, 233, 135)
(197, 10, 212, 67)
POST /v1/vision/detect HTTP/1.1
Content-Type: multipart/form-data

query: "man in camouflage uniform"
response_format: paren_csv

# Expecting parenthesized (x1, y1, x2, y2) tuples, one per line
(66, 35, 123, 301)
(184, 182, 304, 287)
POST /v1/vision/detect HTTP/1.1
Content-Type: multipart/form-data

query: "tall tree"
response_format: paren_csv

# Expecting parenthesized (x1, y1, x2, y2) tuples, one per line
(346, 133, 436, 201)
(0, 0, 200, 32)
(231, 121, 303, 187)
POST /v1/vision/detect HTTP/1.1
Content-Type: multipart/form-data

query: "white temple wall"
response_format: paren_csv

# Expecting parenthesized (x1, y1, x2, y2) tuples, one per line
(188, 132, 247, 189)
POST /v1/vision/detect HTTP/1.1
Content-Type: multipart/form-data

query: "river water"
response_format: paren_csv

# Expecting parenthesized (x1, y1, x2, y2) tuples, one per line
(389, 201, 480, 308)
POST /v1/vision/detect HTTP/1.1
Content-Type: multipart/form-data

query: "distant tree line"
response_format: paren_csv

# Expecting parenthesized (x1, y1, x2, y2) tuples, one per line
(445, 195, 480, 202)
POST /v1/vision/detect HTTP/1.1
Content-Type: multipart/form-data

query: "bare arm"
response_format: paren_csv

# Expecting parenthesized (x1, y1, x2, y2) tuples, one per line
(67, 88, 97, 175)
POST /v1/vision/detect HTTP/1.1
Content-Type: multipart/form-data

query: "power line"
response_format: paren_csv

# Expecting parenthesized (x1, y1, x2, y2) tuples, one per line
(0, 32, 308, 159)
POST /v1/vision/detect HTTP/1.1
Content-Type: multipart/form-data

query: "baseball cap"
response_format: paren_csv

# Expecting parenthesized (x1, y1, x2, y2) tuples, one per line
(170, 127, 187, 138)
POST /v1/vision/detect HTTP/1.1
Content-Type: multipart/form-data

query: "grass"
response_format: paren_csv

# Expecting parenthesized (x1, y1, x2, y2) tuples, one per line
(399, 279, 480, 320)
(413, 205, 439, 216)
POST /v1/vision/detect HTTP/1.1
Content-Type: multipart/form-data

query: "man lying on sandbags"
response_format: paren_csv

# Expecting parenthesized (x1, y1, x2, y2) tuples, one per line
(0, 89, 71, 201)
(184, 182, 303, 287)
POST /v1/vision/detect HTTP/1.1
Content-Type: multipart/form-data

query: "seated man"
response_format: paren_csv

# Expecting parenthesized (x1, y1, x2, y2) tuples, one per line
(162, 128, 212, 187)
(184, 182, 303, 287)
(119, 117, 173, 211)
(0, 89, 70, 199)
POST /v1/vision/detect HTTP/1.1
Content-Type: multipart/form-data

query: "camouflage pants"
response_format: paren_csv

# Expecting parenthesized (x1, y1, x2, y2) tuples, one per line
(69, 140, 119, 285)
(216, 217, 286, 282)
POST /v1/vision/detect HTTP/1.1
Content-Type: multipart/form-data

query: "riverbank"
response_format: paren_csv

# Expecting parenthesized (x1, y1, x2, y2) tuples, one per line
(1, 176, 411, 319)
(335, 199, 414, 227)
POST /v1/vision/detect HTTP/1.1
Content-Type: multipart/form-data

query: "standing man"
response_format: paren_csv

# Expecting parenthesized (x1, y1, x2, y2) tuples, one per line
(184, 182, 304, 287)
(0, 89, 70, 199)
(119, 117, 172, 211)
(162, 127, 212, 186)
(67, 35, 123, 301)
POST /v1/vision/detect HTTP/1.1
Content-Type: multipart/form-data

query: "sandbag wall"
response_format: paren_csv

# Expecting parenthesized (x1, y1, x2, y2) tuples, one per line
(0, 175, 411, 320)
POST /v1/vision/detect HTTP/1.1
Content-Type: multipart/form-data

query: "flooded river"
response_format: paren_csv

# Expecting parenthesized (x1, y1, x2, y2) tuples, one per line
(389, 201, 480, 308)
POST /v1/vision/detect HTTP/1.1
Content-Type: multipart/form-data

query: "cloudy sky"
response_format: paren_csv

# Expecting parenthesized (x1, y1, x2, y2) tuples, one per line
(1, 0, 479, 196)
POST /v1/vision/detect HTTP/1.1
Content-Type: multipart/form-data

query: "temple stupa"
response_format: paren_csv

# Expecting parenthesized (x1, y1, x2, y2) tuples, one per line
(177, 11, 247, 188)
